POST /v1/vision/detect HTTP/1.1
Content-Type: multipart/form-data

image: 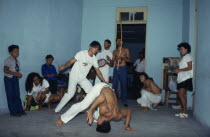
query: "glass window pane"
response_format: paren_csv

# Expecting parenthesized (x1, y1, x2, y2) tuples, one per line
(120, 12, 129, 21)
(134, 12, 144, 20)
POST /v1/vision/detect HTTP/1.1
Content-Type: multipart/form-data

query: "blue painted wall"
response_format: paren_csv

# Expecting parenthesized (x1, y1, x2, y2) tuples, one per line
(194, 0, 210, 128)
(182, 0, 190, 42)
(0, 0, 83, 113)
(182, 0, 196, 109)
(81, 0, 183, 87)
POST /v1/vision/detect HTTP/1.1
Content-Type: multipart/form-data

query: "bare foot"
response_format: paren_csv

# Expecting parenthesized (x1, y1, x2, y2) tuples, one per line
(54, 110, 58, 114)
(38, 105, 42, 111)
(135, 104, 140, 108)
(56, 117, 63, 127)
(140, 107, 148, 112)
(47, 103, 52, 109)
(152, 104, 158, 109)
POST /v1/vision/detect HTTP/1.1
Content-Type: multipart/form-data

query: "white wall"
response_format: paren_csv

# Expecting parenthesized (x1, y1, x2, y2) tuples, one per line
(81, 0, 183, 87)
(194, 0, 210, 129)
(0, 0, 83, 113)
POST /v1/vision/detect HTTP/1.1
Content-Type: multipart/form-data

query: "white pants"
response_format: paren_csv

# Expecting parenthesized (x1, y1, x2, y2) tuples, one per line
(95, 66, 109, 84)
(137, 89, 161, 108)
(61, 83, 109, 123)
(34, 92, 51, 104)
(55, 77, 93, 112)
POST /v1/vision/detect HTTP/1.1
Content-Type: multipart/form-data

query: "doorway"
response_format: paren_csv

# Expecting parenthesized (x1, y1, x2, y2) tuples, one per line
(115, 8, 148, 100)
(116, 24, 146, 99)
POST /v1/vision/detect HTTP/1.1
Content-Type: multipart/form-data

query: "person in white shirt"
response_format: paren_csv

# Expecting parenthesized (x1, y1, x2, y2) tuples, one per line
(133, 52, 145, 97)
(54, 41, 108, 119)
(133, 52, 145, 73)
(25, 73, 61, 110)
(95, 39, 113, 84)
(173, 42, 193, 118)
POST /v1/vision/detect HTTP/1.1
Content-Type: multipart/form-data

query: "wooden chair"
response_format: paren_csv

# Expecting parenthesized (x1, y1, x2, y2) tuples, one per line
(163, 69, 179, 107)
(165, 90, 179, 107)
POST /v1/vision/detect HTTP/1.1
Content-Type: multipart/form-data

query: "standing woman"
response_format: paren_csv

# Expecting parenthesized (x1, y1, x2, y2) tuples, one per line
(174, 43, 193, 118)
(25, 72, 61, 110)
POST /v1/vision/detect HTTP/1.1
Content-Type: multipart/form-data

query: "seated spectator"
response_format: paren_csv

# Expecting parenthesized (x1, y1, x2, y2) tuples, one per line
(42, 55, 57, 94)
(25, 73, 61, 110)
(57, 73, 69, 98)
(136, 72, 162, 111)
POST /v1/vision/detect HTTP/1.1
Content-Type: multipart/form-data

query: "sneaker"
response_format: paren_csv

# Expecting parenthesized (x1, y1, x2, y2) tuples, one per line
(175, 113, 183, 117)
(179, 113, 188, 118)
(172, 105, 182, 110)
(93, 120, 97, 123)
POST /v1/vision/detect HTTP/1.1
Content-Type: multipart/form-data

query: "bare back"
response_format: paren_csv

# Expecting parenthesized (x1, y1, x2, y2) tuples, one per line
(143, 79, 161, 95)
(99, 87, 119, 118)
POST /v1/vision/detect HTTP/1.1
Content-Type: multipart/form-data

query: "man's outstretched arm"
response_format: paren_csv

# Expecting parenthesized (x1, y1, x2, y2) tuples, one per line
(94, 67, 109, 84)
(59, 58, 77, 71)
(115, 109, 136, 132)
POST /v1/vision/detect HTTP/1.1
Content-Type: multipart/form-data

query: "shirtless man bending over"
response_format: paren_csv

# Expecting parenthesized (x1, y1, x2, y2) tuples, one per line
(87, 86, 136, 133)
(136, 72, 162, 112)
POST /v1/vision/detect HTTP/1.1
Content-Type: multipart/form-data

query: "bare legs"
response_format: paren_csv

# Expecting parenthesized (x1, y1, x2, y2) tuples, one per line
(36, 93, 61, 110)
(140, 107, 149, 111)
(178, 88, 187, 114)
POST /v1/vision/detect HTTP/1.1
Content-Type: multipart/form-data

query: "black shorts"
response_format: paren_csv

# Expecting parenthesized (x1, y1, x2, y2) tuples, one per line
(177, 78, 193, 91)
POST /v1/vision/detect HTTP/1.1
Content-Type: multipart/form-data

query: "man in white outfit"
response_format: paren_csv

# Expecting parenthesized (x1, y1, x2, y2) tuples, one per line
(95, 39, 113, 84)
(54, 41, 108, 114)
(56, 82, 109, 126)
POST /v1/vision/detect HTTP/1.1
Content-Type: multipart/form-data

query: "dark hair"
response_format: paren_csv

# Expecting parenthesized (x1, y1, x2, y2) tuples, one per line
(104, 39, 111, 45)
(46, 54, 54, 60)
(139, 72, 154, 82)
(8, 45, 19, 53)
(90, 41, 101, 48)
(139, 51, 145, 56)
(177, 42, 191, 53)
(139, 72, 149, 80)
(96, 121, 111, 133)
(25, 72, 43, 92)
(116, 37, 121, 42)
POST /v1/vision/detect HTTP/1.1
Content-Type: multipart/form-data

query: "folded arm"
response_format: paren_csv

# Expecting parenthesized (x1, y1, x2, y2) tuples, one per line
(4, 66, 22, 78)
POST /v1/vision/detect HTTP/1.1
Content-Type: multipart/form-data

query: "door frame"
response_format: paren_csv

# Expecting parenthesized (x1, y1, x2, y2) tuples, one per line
(115, 7, 148, 71)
